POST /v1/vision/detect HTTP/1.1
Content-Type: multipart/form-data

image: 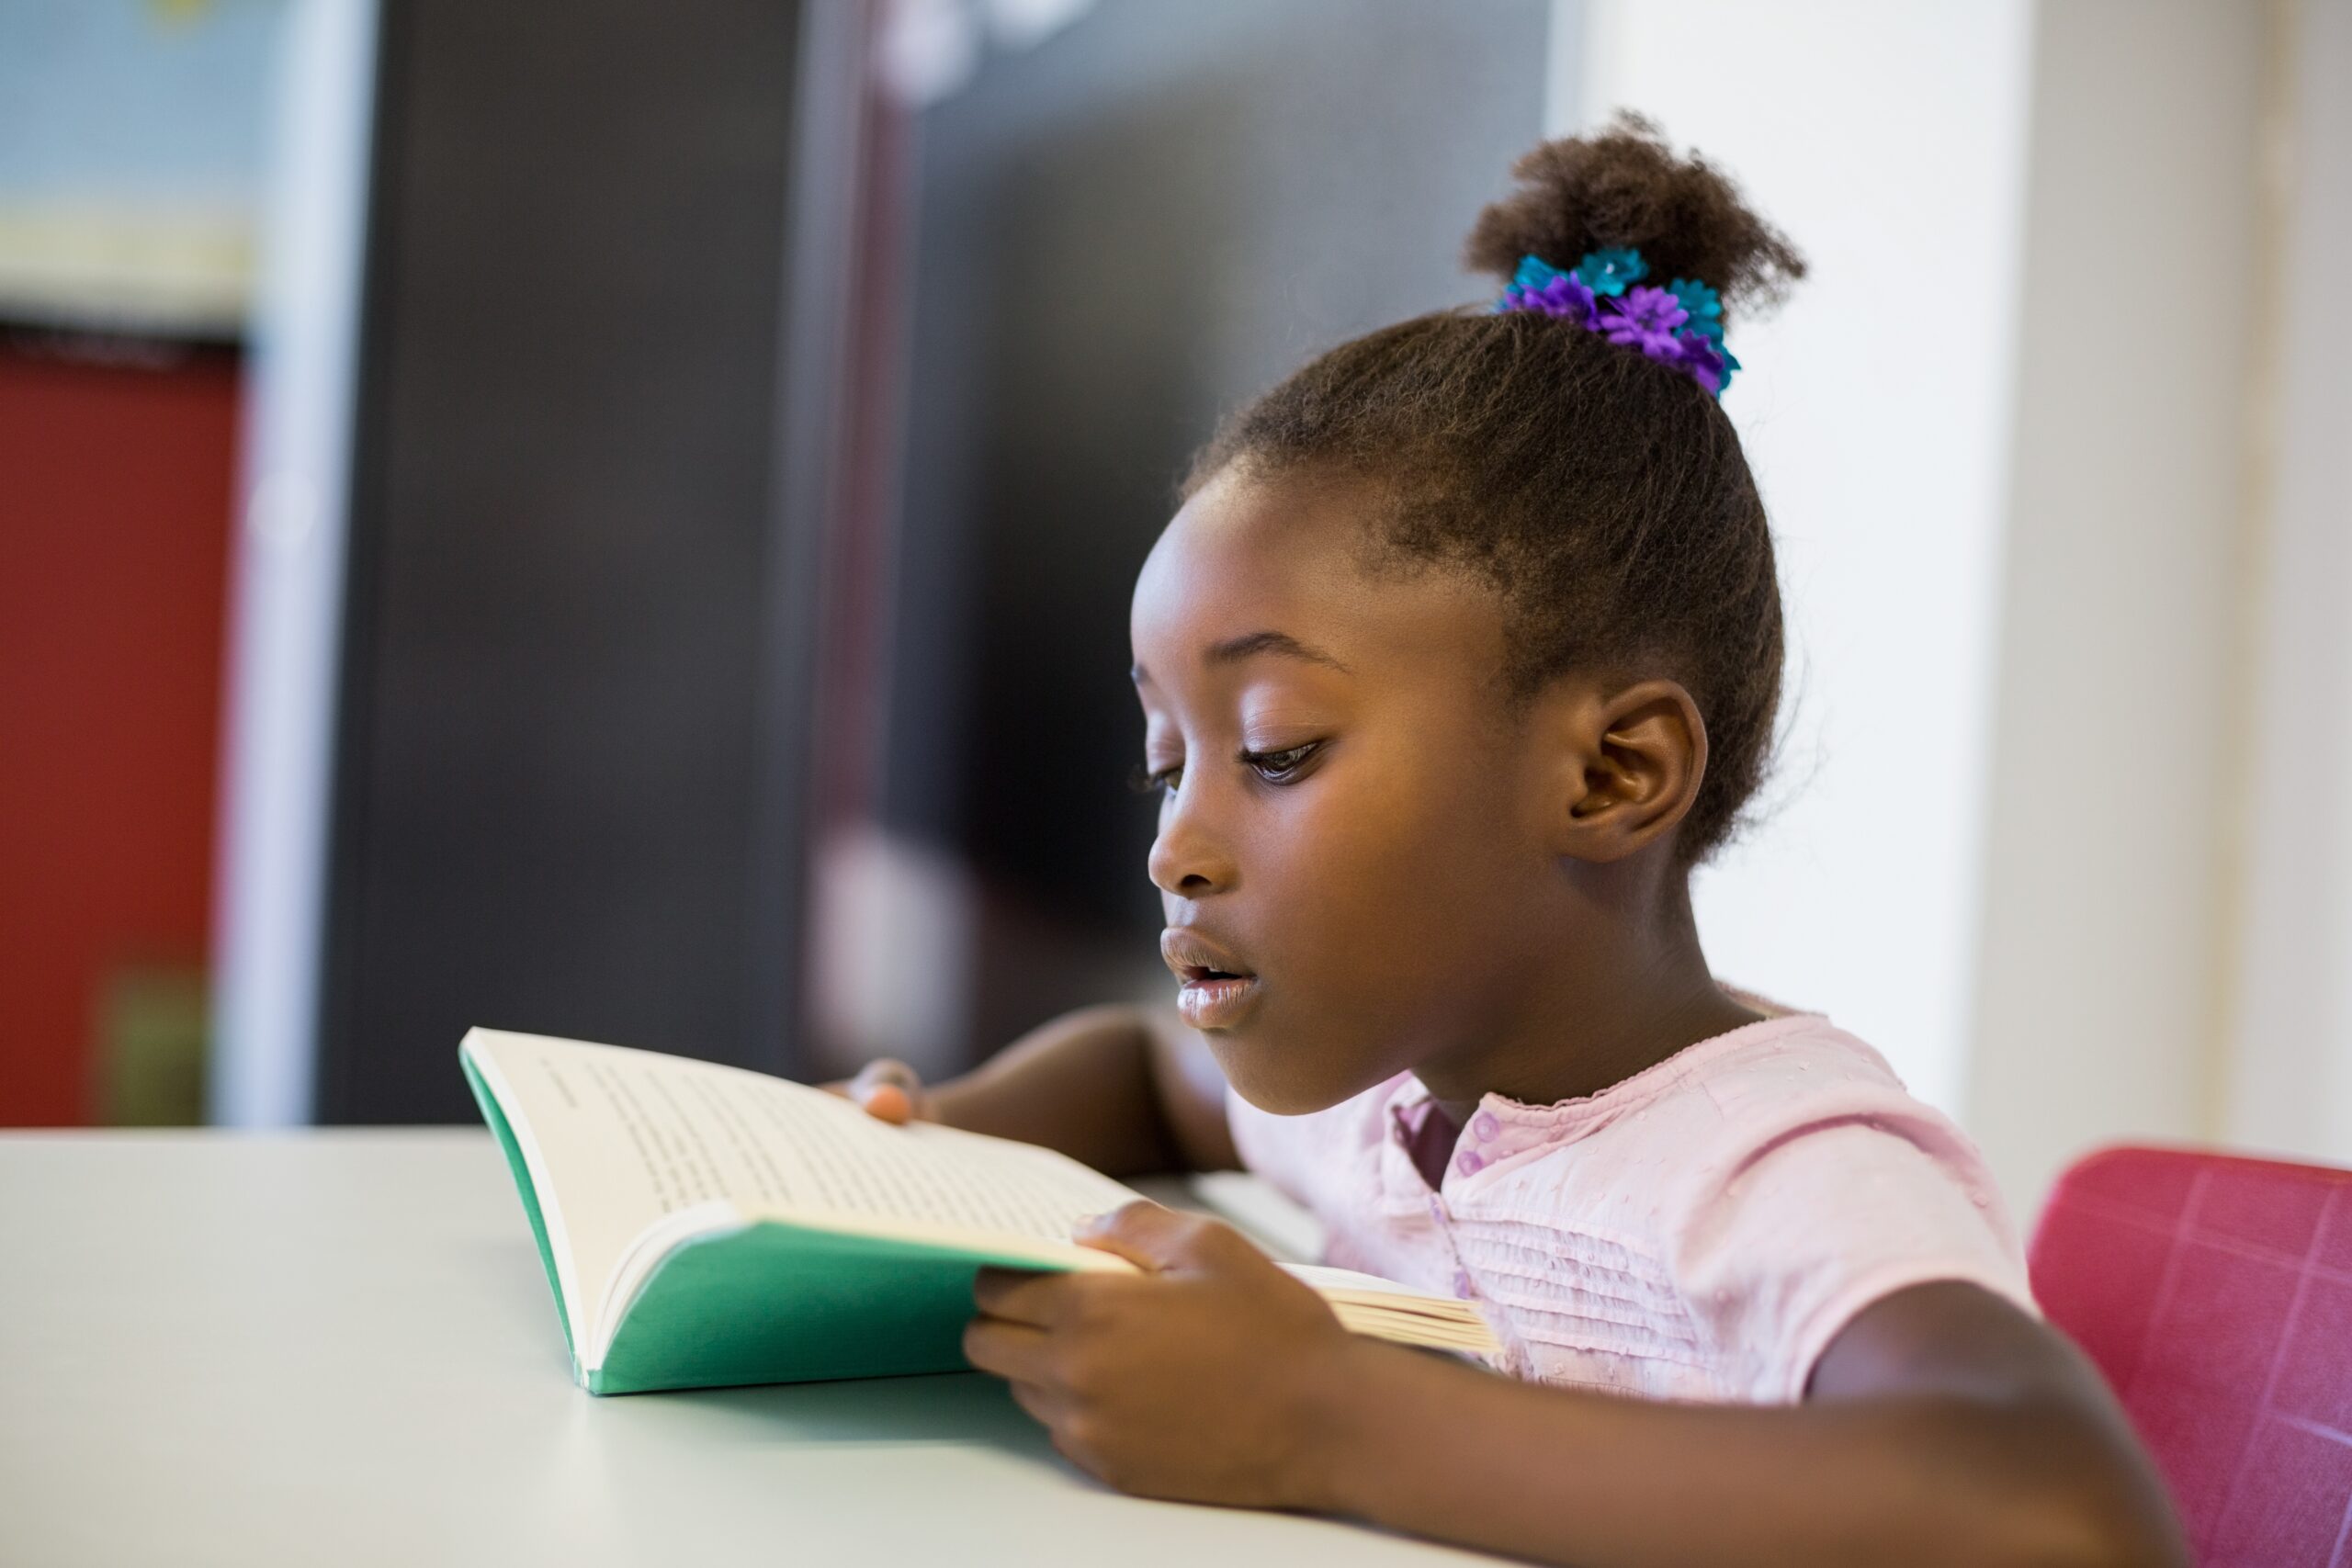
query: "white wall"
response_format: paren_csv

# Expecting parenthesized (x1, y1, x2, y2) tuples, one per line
(1965, 0, 2271, 1211)
(1566, 1, 2037, 1116)
(1576, 1, 2346, 1208)
(2223, 0, 2352, 1168)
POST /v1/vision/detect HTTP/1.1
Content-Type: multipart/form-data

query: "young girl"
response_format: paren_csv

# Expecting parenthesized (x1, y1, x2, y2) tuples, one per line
(841, 118, 2184, 1567)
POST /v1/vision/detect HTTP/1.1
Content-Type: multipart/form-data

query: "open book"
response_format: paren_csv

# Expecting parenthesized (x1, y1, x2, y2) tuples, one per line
(461, 1029, 1499, 1393)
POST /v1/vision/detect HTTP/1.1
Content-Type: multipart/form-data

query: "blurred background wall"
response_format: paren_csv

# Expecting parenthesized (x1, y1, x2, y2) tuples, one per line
(1590, 0, 2352, 1210)
(1965, 0, 2283, 1213)
(810, 0, 1551, 1082)
(1578, 0, 2036, 1124)
(0, 0, 282, 1126)
(4, 0, 2346, 1217)
(300, 0, 842, 1122)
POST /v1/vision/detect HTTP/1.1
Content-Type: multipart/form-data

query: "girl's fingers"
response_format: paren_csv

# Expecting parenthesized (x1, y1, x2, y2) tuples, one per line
(848, 1058, 923, 1123)
(1004, 1379, 1069, 1427)
(862, 1081, 915, 1124)
(971, 1266, 1075, 1327)
(962, 1315, 1055, 1383)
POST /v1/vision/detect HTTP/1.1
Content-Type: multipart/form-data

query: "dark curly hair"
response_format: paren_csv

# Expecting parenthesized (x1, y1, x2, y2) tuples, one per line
(1184, 115, 1805, 862)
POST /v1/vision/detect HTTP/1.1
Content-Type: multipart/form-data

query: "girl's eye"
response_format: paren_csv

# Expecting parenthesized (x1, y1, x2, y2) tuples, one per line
(1128, 761, 1182, 796)
(1241, 742, 1320, 784)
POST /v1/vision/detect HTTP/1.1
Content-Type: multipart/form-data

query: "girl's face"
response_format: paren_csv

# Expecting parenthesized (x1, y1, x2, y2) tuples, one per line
(1130, 466, 1566, 1114)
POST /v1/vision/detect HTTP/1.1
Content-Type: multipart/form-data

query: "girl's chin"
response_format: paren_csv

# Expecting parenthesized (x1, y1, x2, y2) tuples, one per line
(1212, 1034, 1385, 1120)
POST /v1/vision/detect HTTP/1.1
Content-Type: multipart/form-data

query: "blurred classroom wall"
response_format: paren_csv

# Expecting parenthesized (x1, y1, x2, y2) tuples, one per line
(2220, 0, 2352, 1187)
(4, 0, 2347, 1220)
(808, 0, 1553, 1081)
(0, 0, 284, 1125)
(1967, 0, 2308, 1212)
(1577, 0, 2036, 1128)
(227, 0, 849, 1123)
(1592, 0, 2352, 1210)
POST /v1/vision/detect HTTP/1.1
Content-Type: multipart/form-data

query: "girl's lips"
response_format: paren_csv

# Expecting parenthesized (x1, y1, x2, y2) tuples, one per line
(1175, 972, 1261, 1030)
(1160, 927, 1261, 1028)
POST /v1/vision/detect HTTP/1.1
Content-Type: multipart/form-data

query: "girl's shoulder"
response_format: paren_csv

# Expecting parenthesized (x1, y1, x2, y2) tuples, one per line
(1469, 1006, 1917, 1142)
(1221, 1005, 1932, 1186)
(1653, 1009, 1977, 1166)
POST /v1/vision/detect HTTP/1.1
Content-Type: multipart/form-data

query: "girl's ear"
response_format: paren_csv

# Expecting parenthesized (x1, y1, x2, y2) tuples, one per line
(1543, 677, 1710, 863)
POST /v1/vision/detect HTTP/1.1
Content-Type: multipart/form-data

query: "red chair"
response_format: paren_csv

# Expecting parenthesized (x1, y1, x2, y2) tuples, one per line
(2030, 1145, 2352, 1566)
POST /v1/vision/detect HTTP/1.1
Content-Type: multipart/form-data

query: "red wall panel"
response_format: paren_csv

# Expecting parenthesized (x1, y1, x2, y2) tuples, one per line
(0, 342, 240, 1125)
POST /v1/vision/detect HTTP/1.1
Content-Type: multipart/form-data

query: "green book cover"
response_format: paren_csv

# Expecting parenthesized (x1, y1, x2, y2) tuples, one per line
(460, 1030, 1147, 1393)
(460, 1028, 1497, 1395)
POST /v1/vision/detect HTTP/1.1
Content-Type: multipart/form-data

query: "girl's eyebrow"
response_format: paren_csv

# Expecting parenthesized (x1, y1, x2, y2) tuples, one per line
(1209, 629, 1351, 671)
(1131, 630, 1351, 686)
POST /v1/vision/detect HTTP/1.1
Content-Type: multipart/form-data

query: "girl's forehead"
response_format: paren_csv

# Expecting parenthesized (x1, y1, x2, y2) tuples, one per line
(1134, 479, 1363, 631)
(1131, 470, 1505, 686)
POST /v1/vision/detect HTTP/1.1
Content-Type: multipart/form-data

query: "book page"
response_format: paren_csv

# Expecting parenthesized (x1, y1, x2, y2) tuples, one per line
(464, 1030, 1144, 1344)
(1283, 1260, 1463, 1305)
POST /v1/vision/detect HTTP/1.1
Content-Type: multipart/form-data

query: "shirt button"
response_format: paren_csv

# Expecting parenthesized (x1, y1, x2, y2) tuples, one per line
(1427, 1195, 1443, 1223)
(1453, 1148, 1485, 1178)
(1471, 1111, 1500, 1143)
(1453, 1269, 1475, 1299)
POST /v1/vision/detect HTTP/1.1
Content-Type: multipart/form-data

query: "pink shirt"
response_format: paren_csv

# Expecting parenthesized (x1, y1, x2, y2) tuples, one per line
(1227, 1009, 2035, 1403)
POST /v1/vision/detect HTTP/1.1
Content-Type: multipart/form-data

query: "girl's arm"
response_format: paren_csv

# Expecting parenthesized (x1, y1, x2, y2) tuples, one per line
(842, 1003, 1238, 1177)
(1310, 1275, 2185, 1568)
(965, 1204, 2187, 1568)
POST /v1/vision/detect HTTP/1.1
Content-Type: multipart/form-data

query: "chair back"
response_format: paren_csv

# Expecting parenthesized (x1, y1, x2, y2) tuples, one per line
(2030, 1145, 2352, 1566)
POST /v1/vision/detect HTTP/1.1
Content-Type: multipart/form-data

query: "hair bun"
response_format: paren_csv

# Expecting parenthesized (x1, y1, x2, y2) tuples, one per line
(1465, 113, 1804, 321)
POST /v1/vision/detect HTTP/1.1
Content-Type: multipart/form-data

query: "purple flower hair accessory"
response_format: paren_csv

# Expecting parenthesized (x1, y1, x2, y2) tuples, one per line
(1497, 254, 1598, 325)
(1600, 285, 1690, 355)
(1674, 333, 1736, 396)
(1495, 250, 1740, 398)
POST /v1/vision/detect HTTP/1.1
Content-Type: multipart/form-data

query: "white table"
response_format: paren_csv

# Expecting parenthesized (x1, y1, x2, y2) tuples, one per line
(0, 1130, 1496, 1566)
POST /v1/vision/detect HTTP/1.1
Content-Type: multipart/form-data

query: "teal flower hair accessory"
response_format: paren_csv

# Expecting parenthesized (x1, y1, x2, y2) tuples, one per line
(1666, 278, 1724, 343)
(1573, 247, 1647, 296)
(1495, 248, 1739, 397)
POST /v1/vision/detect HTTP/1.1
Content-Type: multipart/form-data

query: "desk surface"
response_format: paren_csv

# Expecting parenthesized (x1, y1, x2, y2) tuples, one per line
(1, 1130, 1494, 1567)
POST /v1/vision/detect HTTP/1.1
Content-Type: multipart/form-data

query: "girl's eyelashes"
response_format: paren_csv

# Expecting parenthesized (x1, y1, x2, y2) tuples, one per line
(1128, 761, 1182, 796)
(1240, 740, 1321, 784)
(1126, 741, 1324, 795)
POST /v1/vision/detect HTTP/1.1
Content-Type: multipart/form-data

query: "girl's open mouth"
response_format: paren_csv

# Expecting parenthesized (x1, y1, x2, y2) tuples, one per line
(1161, 930, 1262, 1029)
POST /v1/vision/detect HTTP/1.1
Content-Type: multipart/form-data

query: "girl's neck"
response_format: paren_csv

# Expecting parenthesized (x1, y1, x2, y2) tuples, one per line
(1415, 870, 1760, 1125)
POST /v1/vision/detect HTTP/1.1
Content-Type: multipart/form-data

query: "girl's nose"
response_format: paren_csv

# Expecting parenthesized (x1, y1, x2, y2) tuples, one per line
(1148, 790, 1238, 898)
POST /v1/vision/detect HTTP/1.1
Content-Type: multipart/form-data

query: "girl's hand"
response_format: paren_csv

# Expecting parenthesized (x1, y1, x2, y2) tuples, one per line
(822, 1058, 928, 1125)
(962, 1200, 1360, 1507)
